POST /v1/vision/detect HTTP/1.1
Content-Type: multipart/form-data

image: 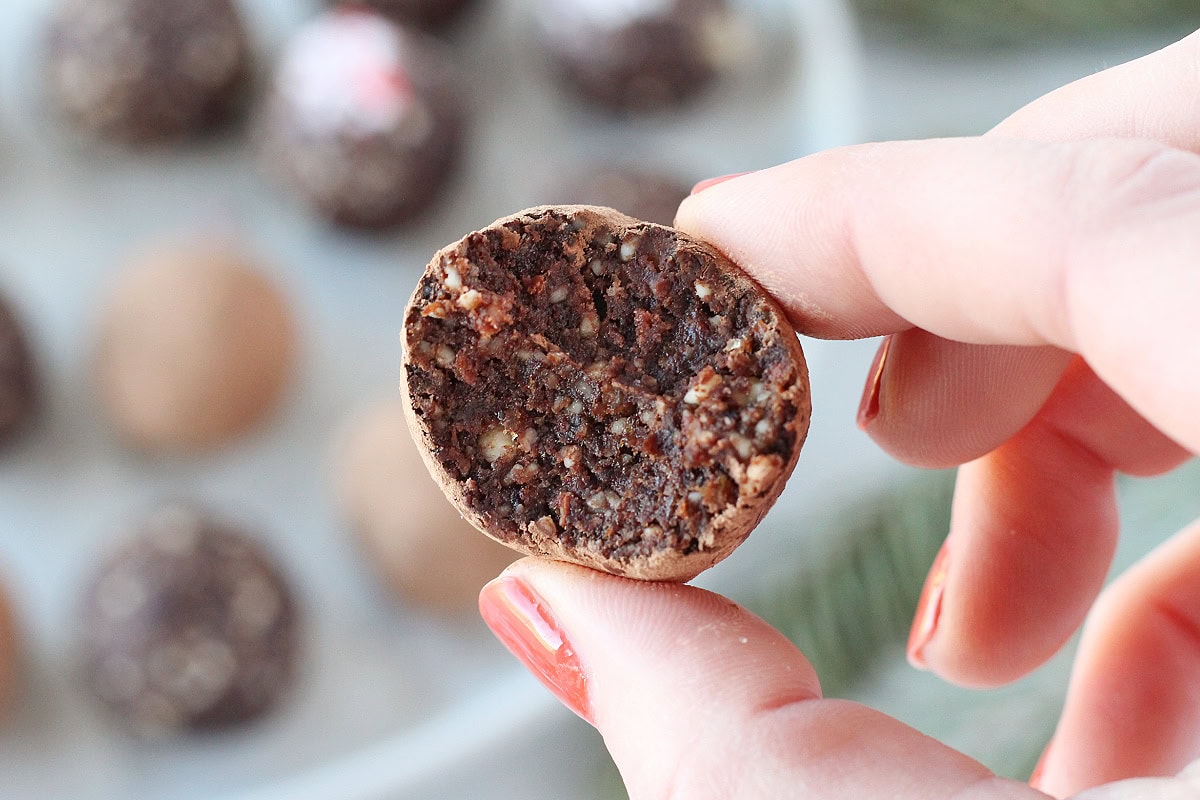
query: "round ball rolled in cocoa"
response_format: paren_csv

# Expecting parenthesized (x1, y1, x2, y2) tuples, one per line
(0, 292, 39, 448)
(334, 397, 516, 613)
(401, 205, 810, 582)
(94, 240, 296, 455)
(79, 504, 300, 737)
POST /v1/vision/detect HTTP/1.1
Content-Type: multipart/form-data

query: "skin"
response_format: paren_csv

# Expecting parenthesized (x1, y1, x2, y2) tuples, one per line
(478, 28, 1200, 800)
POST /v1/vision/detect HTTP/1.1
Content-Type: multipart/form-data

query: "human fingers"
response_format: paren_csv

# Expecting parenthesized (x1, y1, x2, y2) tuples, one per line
(479, 558, 1044, 800)
(865, 28, 1200, 469)
(907, 358, 1190, 687)
(1032, 518, 1200, 798)
(675, 136, 1200, 455)
(993, 29, 1200, 150)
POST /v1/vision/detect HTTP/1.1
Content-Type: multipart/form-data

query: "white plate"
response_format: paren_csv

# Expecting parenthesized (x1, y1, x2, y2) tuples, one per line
(0, 0, 865, 797)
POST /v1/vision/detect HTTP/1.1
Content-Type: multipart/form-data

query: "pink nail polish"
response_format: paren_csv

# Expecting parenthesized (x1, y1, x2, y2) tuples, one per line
(907, 541, 949, 669)
(479, 575, 591, 722)
(1029, 739, 1053, 788)
(690, 172, 751, 195)
(857, 335, 893, 430)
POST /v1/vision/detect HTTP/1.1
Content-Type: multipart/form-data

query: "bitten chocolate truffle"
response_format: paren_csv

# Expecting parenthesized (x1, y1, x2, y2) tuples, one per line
(532, 0, 741, 113)
(80, 505, 299, 737)
(334, 397, 515, 613)
(402, 206, 810, 581)
(94, 240, 296, 455)
(557, 166, 691, 227)
(0, 292, 38, 448)
(43, 0, 251, 145)
(261, 9, 464, 230)
(328, 0, 478, 29)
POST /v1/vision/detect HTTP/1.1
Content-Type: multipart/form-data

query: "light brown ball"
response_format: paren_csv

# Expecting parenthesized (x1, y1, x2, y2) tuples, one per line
(95, 241, 296, 454)
(0, 581, 19, 717)
(334, 397, 515, 613)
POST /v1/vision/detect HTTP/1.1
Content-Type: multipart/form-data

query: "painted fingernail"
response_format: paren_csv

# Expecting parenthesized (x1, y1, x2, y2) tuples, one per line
(690, 172, 751, 195)
(907, 540, 949, 669)
(857, 335, 893, 430)
(1028, 739, 1053, 789)
(479, 574, 591, 723)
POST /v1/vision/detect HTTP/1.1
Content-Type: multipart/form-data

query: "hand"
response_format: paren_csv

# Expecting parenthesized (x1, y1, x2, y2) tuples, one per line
(479, 29, 1200, 800)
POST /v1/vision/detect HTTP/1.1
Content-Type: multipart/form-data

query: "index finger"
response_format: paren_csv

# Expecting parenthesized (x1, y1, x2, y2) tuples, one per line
(674, 136, 1200, 454)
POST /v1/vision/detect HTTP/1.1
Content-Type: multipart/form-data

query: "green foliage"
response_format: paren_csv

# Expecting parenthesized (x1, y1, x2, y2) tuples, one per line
(740, 472, 954, 696)
(853, 0, 1200, 47)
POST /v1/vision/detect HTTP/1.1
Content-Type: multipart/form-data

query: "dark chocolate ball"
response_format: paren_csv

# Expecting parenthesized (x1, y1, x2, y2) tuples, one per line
(260, 9, 464, 230)
(0, 292, 38, 447)
(43, 0, 252, 145)
(328, 0, 479, 30)
(556, 166, 691, 227)
(532, 0, 740, 113)
(80, 505, 300, 737)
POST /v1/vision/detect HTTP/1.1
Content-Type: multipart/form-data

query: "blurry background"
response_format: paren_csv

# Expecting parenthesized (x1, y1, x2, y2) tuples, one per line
(0, 0, 1197, 798)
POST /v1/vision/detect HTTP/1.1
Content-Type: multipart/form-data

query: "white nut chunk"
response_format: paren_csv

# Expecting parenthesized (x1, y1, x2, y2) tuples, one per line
(694, 282, 713, 300)
(479, 426, 516, 463)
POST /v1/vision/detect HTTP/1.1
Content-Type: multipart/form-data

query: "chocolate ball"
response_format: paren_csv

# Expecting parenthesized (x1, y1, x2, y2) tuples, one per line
(0, 581, 20, 717)
(328, 0, 479, 30)
(402, 206, 810, 581)
(334, 397, 515, 613)
(43, 0, 251, 145)
(80, 505, 300, 737)
(532, 0, 741, 113)
(556, 166, 691, 227)
(261, 9, 465, 230)
(94, 240, 296, 455)
(0, 292, 38, 448)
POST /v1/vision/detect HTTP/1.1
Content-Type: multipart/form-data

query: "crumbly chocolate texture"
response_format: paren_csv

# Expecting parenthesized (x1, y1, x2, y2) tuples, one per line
(44, 0, 250, 145)
(329, 0, 478, 29)
(80, 505, 299, 737)
(402, 205, 810, 581)
(260, 9, 464, 230)
(0, 292, 38, 447)
(533, 0, 736, 113)
(556, 166, 691, 227)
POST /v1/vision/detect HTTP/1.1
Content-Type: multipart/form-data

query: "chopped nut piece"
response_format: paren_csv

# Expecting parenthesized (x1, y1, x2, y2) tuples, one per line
(694, 282, 712, 300)
(549, 286, 570, 303)
(444, 265, 463, 291)
(456, 289, 483, 311)
(619, 240, 639, 261)
(479, 426, 516, 463)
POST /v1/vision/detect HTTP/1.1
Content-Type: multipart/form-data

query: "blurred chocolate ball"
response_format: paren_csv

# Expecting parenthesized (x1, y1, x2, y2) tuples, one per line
(0, 293, 38, 448)
(556, 166, 691, 226)
(328, 0, 479, 30)
(532, 0, 743, 113)
(43, 0, 251, 146)
(334, 397, 515, 613)
(261, 9, 465, 230)
(80, 505, 300, 737)
(94, 240, 296, 455)
(0, 581, 20, 718)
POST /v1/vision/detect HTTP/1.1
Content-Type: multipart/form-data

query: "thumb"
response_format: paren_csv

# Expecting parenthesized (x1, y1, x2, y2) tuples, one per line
(479, 558, 1041, 799)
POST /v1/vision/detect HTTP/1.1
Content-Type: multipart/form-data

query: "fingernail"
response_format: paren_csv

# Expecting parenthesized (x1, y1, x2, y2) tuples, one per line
(857, 335, 893, 430)
(690, 172, 751, 195)
(907, 540, 949, 669)
(479, 574, 591, 723)
(1029, 739, 1053, 789)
